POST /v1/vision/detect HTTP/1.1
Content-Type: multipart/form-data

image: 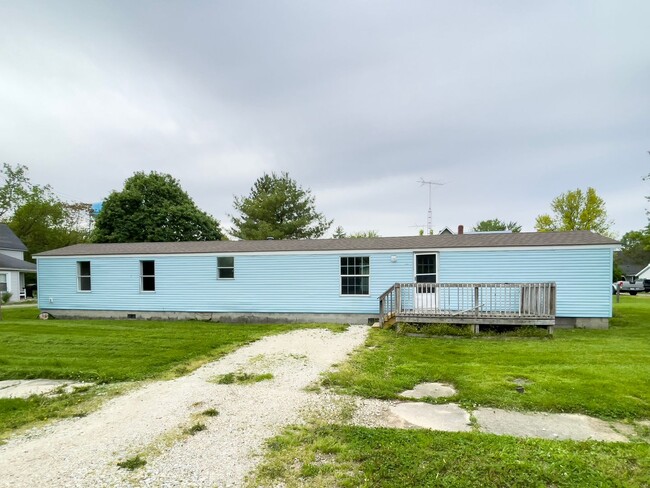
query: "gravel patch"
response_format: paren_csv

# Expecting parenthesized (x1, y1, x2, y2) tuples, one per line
(0, 325, 369, 488)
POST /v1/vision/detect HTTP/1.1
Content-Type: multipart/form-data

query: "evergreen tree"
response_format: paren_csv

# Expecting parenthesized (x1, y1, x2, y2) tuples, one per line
(230, 172, 332, 240)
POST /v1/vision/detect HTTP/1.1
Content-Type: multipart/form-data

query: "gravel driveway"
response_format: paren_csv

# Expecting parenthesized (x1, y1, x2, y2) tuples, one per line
(0, 325, 369, 488)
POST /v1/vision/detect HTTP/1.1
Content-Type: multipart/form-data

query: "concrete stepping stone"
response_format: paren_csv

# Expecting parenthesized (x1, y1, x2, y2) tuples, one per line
(399, 382, 457, 399)
(389, 402, 472, 432)
(474, 407, 629, 442)
(0, 379, 91, 399)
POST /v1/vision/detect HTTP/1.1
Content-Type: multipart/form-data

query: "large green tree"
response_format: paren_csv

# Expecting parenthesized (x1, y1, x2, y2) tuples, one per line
(93, 172, 223, 243)
(2, 163, 91, 259)
(230, 172, 332, 240)
(473, 219, 522, 233)
(0, 163, 42, 220)
(619, 230, 650, 265)
(8, 191, 91, 260)
(535, 187, 613, 235)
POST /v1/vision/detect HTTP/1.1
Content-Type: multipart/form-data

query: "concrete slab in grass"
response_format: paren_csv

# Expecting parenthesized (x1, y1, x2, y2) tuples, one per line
(0, 379, 91, 399)
(475, 408, 629, 442)
(389, 402, 472, 432)
(400, 382, 457, 399)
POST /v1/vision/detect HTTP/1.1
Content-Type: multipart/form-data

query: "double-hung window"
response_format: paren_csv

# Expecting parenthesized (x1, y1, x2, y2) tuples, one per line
(77, 261, 91, 291)
(0, 273, 7, 293)
(340, 256, 370, 295)
(141, 260, 155, 292)
(217, 257, 234, 279)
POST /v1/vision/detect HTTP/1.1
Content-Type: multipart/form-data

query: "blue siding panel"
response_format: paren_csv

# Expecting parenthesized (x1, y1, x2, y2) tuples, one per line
(37, 252, 414, 314)
(37, 246, 613, 318)
(438, 248, 613, 318)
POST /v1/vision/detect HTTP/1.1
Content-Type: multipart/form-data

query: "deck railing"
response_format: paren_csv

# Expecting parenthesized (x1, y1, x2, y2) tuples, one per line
(378, 282, 556, 326)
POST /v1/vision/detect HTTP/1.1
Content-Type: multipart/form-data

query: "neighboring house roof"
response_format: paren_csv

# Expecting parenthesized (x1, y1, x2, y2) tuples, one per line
(0, 253, 37, 272)
(35, 231, 619, 257)
(0, 224, 28, 252)
(634, 263, 650, 279)
(619, 264, 644, 277)
(438, 227, 455, 235)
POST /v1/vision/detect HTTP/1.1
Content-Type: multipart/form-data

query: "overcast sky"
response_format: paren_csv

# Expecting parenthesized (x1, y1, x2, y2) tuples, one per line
(1, 1, 648, 238)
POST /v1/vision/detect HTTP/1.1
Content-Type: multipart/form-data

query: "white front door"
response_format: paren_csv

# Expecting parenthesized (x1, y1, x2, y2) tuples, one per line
(414, 253, 437, 310)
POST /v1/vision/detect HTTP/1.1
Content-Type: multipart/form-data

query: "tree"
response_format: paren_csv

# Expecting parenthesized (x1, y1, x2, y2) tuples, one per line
(348, 230, 380, 238)
(473, 219, 522, 233)
(230, 172, 332, 240)
(332, 226, 346, 239)
(93, 172, 223, 243)
(332, 226, 380, 239)
(8, 190, 91, 261)
(535, 187, 613, 235)
(0, 163, 45, 221)
(619, 230, 650, 265)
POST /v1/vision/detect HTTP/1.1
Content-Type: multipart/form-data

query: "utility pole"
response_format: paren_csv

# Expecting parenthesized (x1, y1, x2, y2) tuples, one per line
(417, 178, 444, 235)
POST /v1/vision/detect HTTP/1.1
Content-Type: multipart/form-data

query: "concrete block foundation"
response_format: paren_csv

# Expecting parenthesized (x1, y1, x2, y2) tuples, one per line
(40, 309, 377, 325)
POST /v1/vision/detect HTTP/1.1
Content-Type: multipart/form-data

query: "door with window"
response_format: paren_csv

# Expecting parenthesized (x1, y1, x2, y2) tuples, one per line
(414, 253, 437, 310)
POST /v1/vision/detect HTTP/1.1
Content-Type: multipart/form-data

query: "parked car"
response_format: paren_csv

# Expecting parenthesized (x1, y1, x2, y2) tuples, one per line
(614, 276, 645, 295)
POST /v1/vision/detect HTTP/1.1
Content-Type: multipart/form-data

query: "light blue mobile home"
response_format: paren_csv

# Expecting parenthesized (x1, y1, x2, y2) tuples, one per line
(35, 231, 618, 327)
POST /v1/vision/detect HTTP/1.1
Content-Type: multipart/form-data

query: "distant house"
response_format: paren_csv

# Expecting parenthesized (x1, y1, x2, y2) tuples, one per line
(0, 224, 37, 301)
(34, 231, 618, 328)
(634, 263, 650, 280)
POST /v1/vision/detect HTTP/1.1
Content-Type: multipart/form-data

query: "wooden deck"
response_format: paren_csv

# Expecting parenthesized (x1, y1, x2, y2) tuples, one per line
(379, 282, 556, 330)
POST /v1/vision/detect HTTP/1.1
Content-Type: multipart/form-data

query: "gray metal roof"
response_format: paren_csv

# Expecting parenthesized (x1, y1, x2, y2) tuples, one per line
(0, 224, 28, 252)
(35, 231, 619, 257)
(0, 253, 36, 271)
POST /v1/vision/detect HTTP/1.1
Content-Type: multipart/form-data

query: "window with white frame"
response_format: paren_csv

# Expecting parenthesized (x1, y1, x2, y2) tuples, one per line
(77, 261, 91, 291)
(217, 257, 234, 279)
(141, 260, 155, 292)
(340, 256, 370, 295)
(0, 273, 7, 292)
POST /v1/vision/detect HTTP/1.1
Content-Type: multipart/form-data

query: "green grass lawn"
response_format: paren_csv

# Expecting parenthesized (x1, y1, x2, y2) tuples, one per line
(0, 307, 343, 438)
(251, 297, 650, 487)
(251, 424, 650, 488)
(323, 296, 650, 420)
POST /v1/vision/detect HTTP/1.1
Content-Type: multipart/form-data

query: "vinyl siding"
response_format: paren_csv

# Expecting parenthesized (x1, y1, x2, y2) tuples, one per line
(37, 252, 413, 314)
(438, 247, 613, 317)
(37, 246, 613, 318)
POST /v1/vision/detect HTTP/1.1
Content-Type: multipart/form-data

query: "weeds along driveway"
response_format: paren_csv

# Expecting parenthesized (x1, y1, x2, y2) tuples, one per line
(0, 325, 369, 488)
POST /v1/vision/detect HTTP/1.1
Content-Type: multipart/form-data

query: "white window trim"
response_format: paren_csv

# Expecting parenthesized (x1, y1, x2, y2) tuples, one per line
(0, 273, 7, 293)
(340, 256, 370, 296)
(140, 260, 156, 293)
(217, 256, 235, 280)
(77, 261, 92, 292)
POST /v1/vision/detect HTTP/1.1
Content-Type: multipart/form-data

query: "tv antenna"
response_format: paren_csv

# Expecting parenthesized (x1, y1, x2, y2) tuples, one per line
(417, 178, 444, 235)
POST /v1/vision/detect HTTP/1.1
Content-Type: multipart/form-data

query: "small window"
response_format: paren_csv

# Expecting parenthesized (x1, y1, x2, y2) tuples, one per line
(0, 273, 7, 293)
(340, 256, 370, 295)
(141, 260, 155, 292)
(77, 261, 91, 291)
(217, 257, 235, 279)
(415, 254, 437, 284)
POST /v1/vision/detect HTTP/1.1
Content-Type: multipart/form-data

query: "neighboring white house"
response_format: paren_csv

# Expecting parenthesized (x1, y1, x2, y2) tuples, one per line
(635, 263, 650, 280)
(0, 224, 36, 302)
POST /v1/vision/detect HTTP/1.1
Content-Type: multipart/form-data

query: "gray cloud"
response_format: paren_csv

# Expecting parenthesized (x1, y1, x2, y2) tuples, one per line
(0, 0, 648, 238)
